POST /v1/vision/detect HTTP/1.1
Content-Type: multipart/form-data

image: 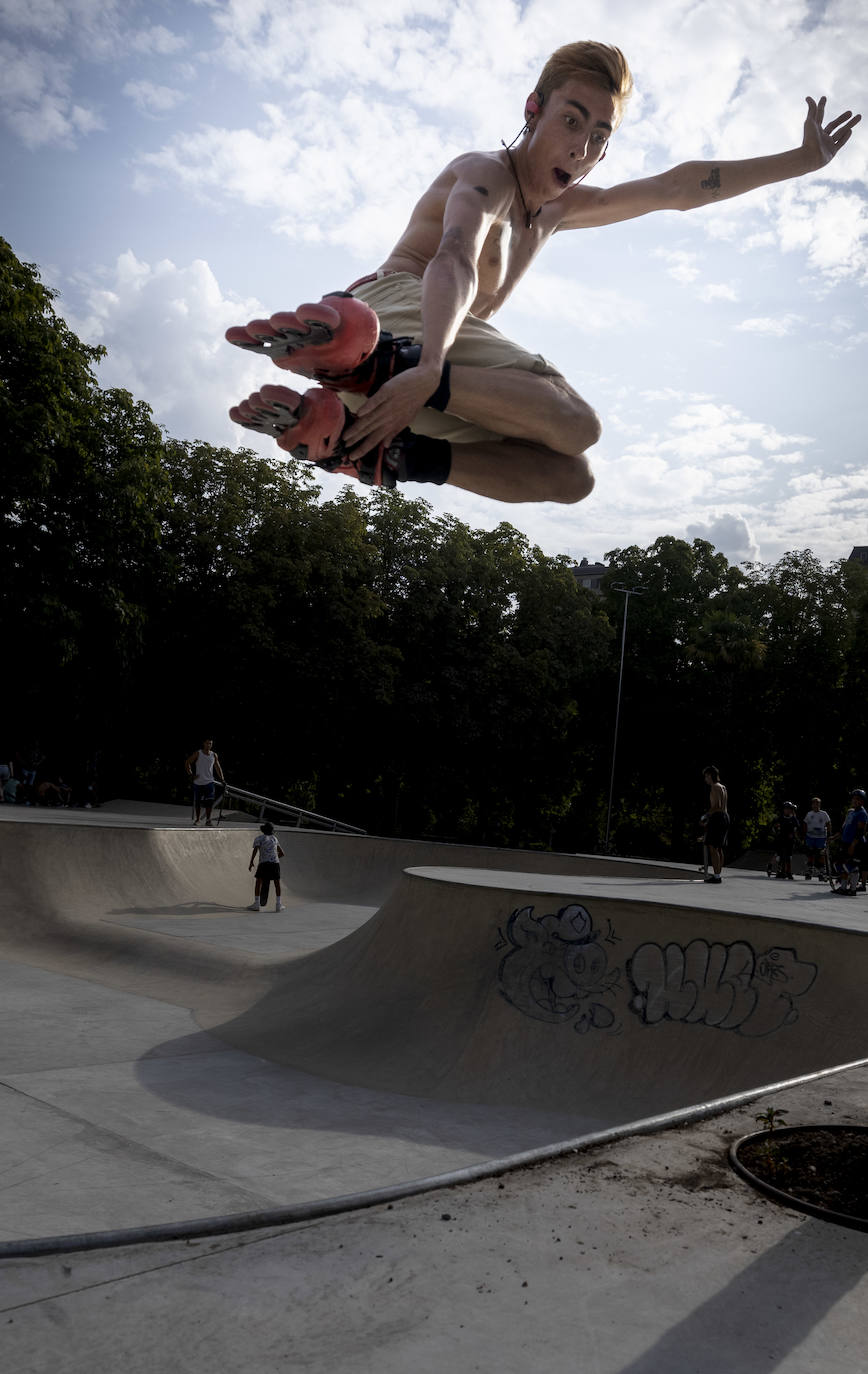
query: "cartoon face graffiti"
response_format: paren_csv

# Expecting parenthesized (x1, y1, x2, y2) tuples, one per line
(497, 903, 621, 1034)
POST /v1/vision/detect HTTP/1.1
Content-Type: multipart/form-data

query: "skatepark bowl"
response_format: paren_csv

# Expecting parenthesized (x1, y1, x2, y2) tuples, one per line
(2, 803, 867, 1256)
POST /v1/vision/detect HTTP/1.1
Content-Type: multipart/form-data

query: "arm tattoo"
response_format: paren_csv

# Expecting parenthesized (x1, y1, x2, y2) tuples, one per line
(473, 185, 490, 197)
(700, 166, 721, 197)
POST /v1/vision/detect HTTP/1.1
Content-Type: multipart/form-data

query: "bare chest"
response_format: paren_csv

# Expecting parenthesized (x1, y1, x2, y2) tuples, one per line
(471, 216, 547, 317)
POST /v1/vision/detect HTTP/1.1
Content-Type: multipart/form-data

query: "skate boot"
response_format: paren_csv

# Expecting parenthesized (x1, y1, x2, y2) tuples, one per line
(229, 383, 403, 488)
(226, 293, 379, 379)
(226, 292, 426, 396)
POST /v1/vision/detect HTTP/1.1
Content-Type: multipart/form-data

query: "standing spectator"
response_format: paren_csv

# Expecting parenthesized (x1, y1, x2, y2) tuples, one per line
(802, 797, 831, 880)
(15, 743, 42, 787)
(832, 788, 868, 896)
(702, 765, 729, 884)
(0, 751, 11, 801)
(247, 822, 285, 912)
(184, 738, 225, 827)
(774, 802, 799, 879)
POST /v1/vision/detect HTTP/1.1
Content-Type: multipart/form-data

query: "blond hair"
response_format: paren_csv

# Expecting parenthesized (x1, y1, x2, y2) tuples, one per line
(534, 42, 633, 126)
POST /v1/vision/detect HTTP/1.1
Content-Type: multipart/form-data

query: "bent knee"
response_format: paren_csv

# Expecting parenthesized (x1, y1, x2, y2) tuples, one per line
(566, 398, 601, 452)
(546, 378, 601, 451)
(552, 456, 595, 505)
(581, 405, 602, 450)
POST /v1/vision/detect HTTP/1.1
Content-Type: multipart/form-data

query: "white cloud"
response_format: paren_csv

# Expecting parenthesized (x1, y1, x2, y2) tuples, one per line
(134, 92, 466, 259)
(67, 250, 285, 454)
(0, 39, 103, 147)
(129, 24, 187, 56)
(123, 80, 187, 117)
(505, 268, 647, 333)
(0, 2, 187, 145)
(653, 248, 700, 285)
(774, 184, 868, 284)
(686, 512, 760, 562)
(735, 313, 804, 336)
(699, 283, 739, 302)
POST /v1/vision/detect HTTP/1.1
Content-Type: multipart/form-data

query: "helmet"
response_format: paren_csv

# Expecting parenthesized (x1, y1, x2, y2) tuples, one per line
(851, 788, 866, 800)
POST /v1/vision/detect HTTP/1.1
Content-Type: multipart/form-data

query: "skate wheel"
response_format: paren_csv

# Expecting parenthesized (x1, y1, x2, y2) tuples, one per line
(244, 317, 280, 341)
(268, 311, 309, 343)
(290, 301, 343, 332)
(259, 384, 303, 415)
(225, 324, 265, 351)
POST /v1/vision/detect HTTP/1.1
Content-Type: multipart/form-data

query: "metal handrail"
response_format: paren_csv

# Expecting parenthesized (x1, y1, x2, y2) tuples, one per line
(216, 784, 366, 835)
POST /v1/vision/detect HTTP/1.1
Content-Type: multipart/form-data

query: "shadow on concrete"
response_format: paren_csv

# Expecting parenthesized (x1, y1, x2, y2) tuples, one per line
(134, 1027, 601, 1154)
(617, 1218, 868, 1374)
(108, 902, 248, 918)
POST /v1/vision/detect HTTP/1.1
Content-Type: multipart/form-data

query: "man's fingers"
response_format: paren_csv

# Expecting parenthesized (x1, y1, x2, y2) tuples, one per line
(343, 416, 397, 456)
(825, 110, 855, 133)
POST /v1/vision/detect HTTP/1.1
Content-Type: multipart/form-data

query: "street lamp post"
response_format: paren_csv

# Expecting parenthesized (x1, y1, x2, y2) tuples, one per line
(604, 583, 644, 853)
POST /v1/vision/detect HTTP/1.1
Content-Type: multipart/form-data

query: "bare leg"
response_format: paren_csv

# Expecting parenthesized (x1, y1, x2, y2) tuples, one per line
(432, 365, 598, 503)
(446, 366, 601, 455)
(449, 439, 594, 504)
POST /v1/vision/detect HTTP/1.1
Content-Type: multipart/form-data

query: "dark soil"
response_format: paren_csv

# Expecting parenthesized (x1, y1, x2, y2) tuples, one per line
(737, 1128, 868, 1220)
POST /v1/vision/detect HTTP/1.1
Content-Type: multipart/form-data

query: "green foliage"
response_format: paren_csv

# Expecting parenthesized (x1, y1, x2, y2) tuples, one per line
(4, 236, 868, 853)
(752, 1106, 790, 1175)
(755, 1106, 788, 1133)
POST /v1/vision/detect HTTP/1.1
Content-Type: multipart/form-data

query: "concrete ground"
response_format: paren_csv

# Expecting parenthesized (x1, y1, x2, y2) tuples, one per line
(1, 804, 866, 1371)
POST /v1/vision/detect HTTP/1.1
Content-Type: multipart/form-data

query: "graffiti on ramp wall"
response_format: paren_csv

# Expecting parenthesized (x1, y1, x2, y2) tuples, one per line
(496, 902, 817, 1038)
(495, 903, 623, 1034)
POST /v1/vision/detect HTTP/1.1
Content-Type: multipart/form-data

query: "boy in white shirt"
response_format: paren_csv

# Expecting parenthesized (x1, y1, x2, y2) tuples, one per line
(248, 821, 285, 912)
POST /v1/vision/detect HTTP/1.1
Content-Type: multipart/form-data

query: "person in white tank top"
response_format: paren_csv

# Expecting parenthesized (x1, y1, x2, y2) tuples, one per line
(184, 738, 225, 826)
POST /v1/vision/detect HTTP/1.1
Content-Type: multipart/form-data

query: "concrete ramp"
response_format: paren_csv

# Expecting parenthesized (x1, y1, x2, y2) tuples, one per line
(2, 812, 867, 1241)
(204, 865, 868, 1120)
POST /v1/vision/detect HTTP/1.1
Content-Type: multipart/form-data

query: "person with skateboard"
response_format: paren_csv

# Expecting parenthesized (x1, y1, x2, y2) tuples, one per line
(226, 41, 859, 503)
(185, 738, 225, 827)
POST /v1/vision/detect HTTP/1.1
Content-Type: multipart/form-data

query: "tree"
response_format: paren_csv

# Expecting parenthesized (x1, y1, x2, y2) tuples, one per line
(1, 241, 171, 773)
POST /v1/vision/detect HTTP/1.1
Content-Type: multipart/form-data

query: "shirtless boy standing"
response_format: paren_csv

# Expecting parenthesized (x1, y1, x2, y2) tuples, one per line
(227, 41, 859, 505)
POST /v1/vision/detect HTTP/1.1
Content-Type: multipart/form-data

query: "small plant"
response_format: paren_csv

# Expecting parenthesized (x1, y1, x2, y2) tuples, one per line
(755, 1106, 788, 1133)
(752, 1106, 789, 1180)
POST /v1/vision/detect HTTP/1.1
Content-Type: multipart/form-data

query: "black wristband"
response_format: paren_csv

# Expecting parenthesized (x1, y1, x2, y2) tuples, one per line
(424, 361, 451, 412)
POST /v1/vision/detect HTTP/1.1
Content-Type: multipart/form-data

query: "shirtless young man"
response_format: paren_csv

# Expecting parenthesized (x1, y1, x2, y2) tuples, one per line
(226, 41, 859, 504)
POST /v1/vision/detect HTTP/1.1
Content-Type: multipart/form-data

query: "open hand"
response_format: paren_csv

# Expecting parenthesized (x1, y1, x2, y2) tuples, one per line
(343, 365, 441, 456)
(802, 96, 861, 170)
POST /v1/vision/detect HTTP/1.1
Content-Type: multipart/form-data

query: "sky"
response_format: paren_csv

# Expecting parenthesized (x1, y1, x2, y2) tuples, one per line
(1, 0, 866, 570)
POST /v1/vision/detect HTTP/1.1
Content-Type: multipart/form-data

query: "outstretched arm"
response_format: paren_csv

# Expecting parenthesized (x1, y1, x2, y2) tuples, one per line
(556, 96, 861, 231)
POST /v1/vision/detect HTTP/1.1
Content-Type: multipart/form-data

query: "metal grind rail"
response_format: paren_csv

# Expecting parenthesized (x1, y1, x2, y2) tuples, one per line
(216, 784, 366, 835)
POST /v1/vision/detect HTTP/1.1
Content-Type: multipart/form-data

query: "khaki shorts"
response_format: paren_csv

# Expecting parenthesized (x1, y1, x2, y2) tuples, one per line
(342, 271, 562, 444)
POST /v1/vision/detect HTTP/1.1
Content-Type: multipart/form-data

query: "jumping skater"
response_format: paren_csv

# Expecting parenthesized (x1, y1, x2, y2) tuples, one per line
(226, 41, 859, 503)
